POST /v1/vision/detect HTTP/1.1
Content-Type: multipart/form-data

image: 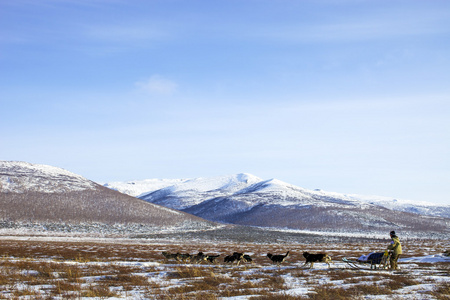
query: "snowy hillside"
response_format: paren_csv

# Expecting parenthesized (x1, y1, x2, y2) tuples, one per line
(0, 161, 97, 193)
(0, 161, 216, 234)
(105, 173, 450, 234)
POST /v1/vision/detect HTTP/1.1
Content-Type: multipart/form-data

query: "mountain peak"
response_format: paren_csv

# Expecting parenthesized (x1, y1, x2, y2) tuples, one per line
(104, 173, 263, 198)
(235, 173, 262, 182)
(1, 160, 97, 193)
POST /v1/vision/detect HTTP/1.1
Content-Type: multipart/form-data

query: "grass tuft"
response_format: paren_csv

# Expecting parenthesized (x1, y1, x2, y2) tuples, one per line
(81, 284, 119, 297)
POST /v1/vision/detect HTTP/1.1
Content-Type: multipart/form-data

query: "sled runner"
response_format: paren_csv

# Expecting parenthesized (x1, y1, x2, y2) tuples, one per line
(343, 251, 391, 270)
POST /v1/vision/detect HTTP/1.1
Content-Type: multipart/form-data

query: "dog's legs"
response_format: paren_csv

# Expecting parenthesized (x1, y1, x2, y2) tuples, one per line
(310, 262, 314, 269)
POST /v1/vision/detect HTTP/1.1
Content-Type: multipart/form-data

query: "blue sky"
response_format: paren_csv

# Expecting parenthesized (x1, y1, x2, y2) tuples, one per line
(1, 0, 449, 205)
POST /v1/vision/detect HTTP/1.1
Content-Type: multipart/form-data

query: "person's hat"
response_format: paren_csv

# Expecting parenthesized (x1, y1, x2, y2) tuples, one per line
(390, 230, 396, 236)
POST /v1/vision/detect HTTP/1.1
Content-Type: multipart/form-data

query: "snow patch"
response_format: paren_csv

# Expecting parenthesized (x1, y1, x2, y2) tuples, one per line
(400, 254, 450, 263)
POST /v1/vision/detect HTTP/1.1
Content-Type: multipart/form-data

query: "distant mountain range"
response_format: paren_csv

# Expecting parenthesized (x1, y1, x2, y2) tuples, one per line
(105, 173, 450, 235)
(0, 161, 215, 234)
(1, 161, 448, 236)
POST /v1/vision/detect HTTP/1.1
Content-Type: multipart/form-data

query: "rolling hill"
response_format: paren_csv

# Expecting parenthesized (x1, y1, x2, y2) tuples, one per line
(0, 161, 215, 234)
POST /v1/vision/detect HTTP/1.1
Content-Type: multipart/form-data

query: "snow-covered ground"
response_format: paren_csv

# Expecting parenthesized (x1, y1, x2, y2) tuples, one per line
(401, 254, 450, 264)
(0, 236, 448, 299)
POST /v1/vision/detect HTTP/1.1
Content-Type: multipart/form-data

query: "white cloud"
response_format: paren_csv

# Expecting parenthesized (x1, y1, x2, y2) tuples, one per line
(135, 75, 178, 96)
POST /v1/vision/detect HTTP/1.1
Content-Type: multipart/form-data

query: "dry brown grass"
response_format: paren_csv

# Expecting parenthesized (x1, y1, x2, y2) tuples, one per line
(99, 273, 149, 287)
(52, 280, 80, 292)
(81, 284, 119, 297)
(429, 282, 450, 300)
(383, 273, 420, 290)
(356, 283, 393, 295)
(167, 266, 213, 278)
(263, 275, 286, 290)
(302, 282, 392, 299)
(0, 239, 447, 299)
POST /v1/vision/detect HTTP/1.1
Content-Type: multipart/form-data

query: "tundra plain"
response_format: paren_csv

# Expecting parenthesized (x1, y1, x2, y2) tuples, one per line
(0, 236, 448, 299)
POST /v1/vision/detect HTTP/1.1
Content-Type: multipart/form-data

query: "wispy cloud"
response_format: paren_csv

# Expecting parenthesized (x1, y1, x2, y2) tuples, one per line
(135, 75, 178, 96)
(247, 9, 450, 43)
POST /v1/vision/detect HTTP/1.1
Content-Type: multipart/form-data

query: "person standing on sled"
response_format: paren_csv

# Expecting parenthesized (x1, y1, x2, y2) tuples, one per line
(387, 230, 402, 270)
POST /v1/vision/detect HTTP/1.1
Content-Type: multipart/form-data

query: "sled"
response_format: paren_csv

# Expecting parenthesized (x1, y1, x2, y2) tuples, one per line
(343, 251, 391, 270)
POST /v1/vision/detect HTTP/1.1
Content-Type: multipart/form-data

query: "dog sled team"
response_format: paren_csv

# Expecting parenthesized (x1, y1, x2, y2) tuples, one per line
(162, 230, 402, 271)
(162, 249, 331, 269)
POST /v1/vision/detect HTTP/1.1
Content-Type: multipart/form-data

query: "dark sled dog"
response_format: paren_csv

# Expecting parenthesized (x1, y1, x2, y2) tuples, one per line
(302, 251, 331, 268)
(224, 252, 245, 265)
(267, 251, 290, 265)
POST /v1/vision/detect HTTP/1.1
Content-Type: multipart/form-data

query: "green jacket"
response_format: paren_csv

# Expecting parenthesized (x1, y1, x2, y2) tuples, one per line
(387, 236, 402, 255)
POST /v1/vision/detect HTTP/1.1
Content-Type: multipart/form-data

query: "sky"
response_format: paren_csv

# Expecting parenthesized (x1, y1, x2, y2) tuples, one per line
(1, 0, 449, 205)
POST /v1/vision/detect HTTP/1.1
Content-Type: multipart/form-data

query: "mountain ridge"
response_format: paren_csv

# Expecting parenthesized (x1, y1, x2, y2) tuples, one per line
(105, 173, 450, 235)
(105, 173, 449, 216)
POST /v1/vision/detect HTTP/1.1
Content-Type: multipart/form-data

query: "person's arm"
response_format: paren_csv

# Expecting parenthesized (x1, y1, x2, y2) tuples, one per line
(388, 238, 399, 251)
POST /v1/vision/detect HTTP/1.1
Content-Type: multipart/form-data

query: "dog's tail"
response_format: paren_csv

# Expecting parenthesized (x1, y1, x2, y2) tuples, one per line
(284, 251, 290, 257)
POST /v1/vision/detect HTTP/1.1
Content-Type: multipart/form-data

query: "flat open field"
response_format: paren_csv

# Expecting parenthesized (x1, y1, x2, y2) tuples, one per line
(0, 237, 448, 299)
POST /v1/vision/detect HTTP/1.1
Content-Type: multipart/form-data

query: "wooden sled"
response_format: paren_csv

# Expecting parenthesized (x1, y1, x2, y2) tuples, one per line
(343, 252, 391, 270)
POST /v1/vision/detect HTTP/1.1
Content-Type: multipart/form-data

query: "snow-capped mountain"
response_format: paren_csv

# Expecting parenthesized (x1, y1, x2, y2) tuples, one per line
(104, 178, 187, 198)
(106, 173, 450, 234)
(109, 173, 264, 210)
(0, 161, 215, 234)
